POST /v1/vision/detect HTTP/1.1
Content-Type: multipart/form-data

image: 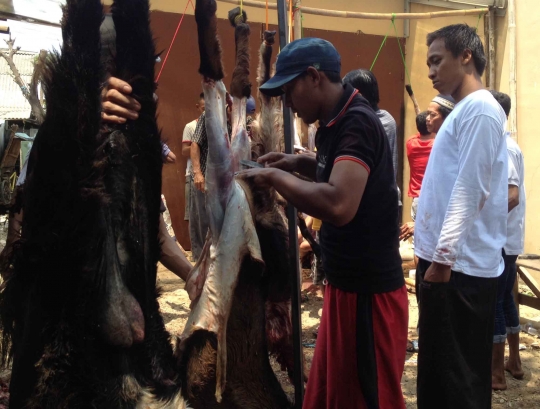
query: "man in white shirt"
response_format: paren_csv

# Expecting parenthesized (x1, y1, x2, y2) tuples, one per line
(489, 90, 526, 391)
(182, 93, 205, 224)
(414, 24, 508, 409)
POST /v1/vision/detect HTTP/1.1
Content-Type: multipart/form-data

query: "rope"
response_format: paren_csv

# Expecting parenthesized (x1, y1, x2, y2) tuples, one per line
(392, 16, 412, 85)
(476, 13, 482, 30)
(265, 0, 269, 30)
(240, 0, 243, 15)
(156, 0, 194, 82)
(369, 19, 393, 71)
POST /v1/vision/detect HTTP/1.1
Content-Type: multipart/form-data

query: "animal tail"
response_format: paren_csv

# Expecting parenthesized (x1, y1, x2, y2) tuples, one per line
(256, 30, 276, 96)
(196, 0, 225, 80)
(250, 31, 281, 157)
(228, 7, 251, 99)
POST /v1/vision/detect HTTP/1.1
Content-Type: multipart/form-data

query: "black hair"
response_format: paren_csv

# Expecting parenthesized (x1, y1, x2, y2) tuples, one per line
(427, 24, 487, 76)
(199, 92, 204, 101)
(489, 90, 511, 117)
(435, 104, 452, 120)
(321, 70, 343, 84)
(416, 111, 430, 136)
(300, 69, 341, 85)
(342, 69, 380, 111)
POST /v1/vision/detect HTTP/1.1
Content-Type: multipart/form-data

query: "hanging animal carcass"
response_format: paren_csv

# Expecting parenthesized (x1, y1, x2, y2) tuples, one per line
(0, 0, 188, 407)
(178, 1, 295, 408)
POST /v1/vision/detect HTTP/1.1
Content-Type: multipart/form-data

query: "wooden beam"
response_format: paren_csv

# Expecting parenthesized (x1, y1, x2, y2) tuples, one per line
(217, 0, 488, 21)
(518, 294, 540, 311)
(516, 258, 540, 272)
(518, 267, 540, 299)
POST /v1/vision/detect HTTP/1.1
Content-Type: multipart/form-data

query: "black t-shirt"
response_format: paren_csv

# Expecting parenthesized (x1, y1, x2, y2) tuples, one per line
(315, 84, 404, 294)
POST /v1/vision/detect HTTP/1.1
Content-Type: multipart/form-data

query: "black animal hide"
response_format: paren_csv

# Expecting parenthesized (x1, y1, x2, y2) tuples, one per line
(0, 0, 181, 407)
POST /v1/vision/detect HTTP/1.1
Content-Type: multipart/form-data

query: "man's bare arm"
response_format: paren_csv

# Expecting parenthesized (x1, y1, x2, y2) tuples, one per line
(241, 160, 367, 227)
(508, 185, 519, 212)
(258, 152, 318, 181)
(182, 143, 191, 158)
(191, 142, 205, 192)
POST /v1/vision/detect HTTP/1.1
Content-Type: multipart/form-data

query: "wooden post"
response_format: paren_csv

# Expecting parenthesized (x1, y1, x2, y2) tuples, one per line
(508, 0, 518, 141)
(485, 10, 496, 90)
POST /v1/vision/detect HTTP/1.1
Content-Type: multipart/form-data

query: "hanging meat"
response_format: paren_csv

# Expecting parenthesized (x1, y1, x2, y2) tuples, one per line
(179, 1, 294, 408)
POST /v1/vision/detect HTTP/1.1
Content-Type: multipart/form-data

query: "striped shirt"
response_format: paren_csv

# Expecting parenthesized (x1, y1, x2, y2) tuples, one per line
(191, 111, 232, 177)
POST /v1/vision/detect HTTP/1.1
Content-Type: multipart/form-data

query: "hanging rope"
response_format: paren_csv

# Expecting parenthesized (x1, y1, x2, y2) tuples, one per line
(369, 19, 393, 71)
(156, 0, 194, 82)
(476, 13, 482, 30)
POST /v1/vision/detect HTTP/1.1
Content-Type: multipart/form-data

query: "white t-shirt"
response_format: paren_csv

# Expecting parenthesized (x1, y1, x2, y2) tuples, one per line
(505, 134, 525, 255)
(414, 89, 508, 278)
(182, 119, 198, 176)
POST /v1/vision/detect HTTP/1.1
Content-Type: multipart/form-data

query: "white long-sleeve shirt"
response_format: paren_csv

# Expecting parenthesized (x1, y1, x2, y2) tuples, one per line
(414, 89, 508, 278)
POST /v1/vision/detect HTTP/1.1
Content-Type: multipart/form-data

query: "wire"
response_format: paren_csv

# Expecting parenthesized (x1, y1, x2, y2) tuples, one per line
(369, 19, 393, 71)
(155, 0, 194, 82)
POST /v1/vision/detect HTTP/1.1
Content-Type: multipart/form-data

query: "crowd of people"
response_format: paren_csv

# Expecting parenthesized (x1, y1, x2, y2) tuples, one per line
(101, 21, 527, 409)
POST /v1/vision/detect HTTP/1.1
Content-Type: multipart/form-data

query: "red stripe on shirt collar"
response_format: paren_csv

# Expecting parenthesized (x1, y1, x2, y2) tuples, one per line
(326, 89, 359, 128)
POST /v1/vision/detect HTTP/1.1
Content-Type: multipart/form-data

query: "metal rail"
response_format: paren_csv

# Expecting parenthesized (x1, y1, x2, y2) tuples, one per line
(276, 0, 304, 406)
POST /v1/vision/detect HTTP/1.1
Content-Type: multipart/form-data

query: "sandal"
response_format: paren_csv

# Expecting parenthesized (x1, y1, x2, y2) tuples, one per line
(407, 339, 419, 353)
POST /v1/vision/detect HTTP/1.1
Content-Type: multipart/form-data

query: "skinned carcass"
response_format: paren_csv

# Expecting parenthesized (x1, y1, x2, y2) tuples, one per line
(0, 0, 188, 407)
(180, 1, 293, 408)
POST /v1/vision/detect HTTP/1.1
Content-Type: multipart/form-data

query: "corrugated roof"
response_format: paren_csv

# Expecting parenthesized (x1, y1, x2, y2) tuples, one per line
(0, 49, 36, 121)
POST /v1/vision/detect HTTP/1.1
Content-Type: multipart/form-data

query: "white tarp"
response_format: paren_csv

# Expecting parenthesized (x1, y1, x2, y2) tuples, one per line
(0, 0, 65, 25)
(0, 0, 63, 53)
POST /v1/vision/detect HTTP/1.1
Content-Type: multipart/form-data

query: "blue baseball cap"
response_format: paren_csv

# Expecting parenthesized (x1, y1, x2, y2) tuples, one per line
(246, 96, 256, 114)
(259, 38, 341, 97)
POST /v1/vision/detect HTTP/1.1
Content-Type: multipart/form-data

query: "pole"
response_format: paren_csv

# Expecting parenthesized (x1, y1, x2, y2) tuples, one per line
(404, 0, 410, 38)
(508, 0, 518, 141)
(293, 0, 302, 41)
(486, 10, 496, 90)
(218, 0, 488, 20)
(277, 0, 305, 406)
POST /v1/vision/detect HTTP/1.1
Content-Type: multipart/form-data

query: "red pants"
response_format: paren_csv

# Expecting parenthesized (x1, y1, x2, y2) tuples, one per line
(303, 284, 408, 409)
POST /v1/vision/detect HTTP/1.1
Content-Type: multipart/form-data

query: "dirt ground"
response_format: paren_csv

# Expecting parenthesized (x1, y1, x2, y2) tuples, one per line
(157, 258, 540, 408)
(0, 213, 538, 408)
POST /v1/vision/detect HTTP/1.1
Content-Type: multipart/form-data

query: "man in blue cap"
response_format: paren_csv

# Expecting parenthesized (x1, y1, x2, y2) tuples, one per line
(101, 37, 407, 409)
(243, 37, 408, 409)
